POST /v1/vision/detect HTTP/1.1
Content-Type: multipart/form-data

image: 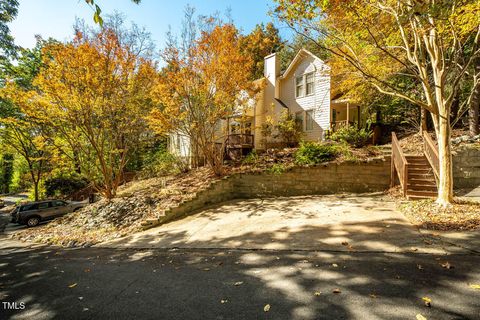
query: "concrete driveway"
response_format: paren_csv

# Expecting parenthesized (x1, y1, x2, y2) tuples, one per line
(101, 194, 453, 253)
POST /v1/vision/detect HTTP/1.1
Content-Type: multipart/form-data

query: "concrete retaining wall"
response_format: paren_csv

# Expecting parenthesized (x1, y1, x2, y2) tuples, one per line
(142, 158, 391, 229)
(453, 145, 480, 189)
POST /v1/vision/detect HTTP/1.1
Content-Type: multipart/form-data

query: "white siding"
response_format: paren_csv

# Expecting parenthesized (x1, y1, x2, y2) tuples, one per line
(169, 132, 191, 158)
(279, 55, 331, 141)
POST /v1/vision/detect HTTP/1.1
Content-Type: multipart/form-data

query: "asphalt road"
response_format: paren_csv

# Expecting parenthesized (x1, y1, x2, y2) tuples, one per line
(1, 240, 479, 320)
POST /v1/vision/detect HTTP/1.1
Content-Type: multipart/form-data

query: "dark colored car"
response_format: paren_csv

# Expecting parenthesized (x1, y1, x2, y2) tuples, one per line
(0, 199, 5, 209)
(10, 200, 87, 227)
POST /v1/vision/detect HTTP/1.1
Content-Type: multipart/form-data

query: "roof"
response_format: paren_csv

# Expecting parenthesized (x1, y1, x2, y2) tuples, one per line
(281, 48, 330, 80)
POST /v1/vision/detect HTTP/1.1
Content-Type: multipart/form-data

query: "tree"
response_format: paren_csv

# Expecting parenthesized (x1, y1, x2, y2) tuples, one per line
(5, 25, 157, 199)
(274, 0, 480, 206)
(279, 34, 329, 73)
(84, 0, 141, 26)
(240, 23, 284, 79)
(0, 116, 49, 201)
(0, 38, 52, 200)
(0, 153, 14, 193)
(0, 0, 18, 60)
(149, 22, 254, 175)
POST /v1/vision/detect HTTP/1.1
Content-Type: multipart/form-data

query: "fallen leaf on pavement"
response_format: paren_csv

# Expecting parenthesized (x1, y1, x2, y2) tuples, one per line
(203, 268, 210, 271)
(68, 283, 77, 288)
(369, 294, 377, 299)
(469, 284, 480, 290)
(333, 288, 341, 294)
(84, 268, 91, 273)
(422, 297, 432, 307)
(264, 304, 271, 312)
(417, 264, 424, 270)
(221, 299, 228, 304)
(234, 281, 243, 286)
(332, 263, 338, 268)
(416, 314, 427, 320)
(440, 262, 454, 269)
(314, 291, 321, 296)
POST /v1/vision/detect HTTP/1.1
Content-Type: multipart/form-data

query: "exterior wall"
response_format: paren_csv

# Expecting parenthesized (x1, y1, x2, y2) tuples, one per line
(280, 55, 331, 141)
(258, 53, 288, 149)
(142, 158, 390, 229)
(169, 132, 192, 158)
(453, 145, 480, 189)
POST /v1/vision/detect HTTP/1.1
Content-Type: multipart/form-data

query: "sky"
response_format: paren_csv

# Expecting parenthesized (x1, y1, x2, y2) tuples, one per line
(10, 0, 289, 50)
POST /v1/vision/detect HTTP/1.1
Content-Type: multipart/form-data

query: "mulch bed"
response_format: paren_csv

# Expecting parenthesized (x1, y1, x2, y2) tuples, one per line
(11, 167, 218, 247)
(399, 198, 480, 231)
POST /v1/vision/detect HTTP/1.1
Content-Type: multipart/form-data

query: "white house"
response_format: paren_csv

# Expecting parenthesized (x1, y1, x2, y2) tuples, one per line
(169, 48, 362, 159)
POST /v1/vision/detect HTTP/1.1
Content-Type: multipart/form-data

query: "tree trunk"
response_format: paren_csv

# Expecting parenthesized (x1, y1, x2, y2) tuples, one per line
(420, 107, 428, 134)
(469, 57, 480, 136)
(436, 112, 454, 206)
(469, 29, 480, 137)
(33, 180, 39, 202)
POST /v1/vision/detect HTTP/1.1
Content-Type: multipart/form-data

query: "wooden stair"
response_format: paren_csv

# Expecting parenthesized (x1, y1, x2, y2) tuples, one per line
(391, 132, 439, 201)
(405, 155, 438, 200)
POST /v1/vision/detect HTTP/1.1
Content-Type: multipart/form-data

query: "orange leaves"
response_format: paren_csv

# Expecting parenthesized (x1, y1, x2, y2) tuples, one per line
(148, 24, 254, 136)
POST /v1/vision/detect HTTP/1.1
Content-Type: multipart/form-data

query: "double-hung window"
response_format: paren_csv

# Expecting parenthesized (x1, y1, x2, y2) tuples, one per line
(296, 72, 315, 98)
(295, 76, 304, 98)
(305, 72, 315, 95)
(295, 111, 304, 131)
(305, 110, 314, 131)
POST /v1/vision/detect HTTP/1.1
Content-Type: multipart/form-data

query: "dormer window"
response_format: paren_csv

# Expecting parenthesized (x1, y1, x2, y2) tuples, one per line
(295, 76, 304, 97)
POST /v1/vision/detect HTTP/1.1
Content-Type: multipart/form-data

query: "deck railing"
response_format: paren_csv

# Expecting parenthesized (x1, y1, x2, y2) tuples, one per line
(226, 134, 254, 147)
(422, 131, 440, 179)
(391, 132, 409, 197)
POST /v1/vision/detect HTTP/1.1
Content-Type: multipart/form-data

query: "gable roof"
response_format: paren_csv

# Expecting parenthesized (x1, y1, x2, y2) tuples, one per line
(280, 48, 330, 80)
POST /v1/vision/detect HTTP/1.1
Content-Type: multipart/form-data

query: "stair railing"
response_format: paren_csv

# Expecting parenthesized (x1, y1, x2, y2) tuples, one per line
(422, 131, 440, 180)
(391, 132, 409, 197)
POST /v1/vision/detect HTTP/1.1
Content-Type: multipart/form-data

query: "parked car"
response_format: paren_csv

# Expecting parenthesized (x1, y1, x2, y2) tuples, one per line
(0, 199, 5, 209)
(10, 200, 87, 227)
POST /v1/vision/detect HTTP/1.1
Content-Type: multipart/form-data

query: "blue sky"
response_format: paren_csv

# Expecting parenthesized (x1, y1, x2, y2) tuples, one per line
(11, 0, 289, 50)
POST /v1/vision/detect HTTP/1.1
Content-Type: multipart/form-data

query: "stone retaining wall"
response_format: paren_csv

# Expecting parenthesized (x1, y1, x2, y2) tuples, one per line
(142, 158, 391, 229)
(453, 145, 480, 189)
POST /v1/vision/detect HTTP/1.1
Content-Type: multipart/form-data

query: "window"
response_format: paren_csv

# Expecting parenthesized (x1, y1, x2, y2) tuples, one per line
(305, 72, 315, 95)
(38, 202, 49, 210)
(295, 76, 304, 97)
(306, 110, 314, 131)
(53, 200, 67, 207)
(295, 111, 304, 131)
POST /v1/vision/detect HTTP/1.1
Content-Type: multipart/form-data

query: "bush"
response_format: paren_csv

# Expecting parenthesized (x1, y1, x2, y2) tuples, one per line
(275, 110, 303, 147)
(295, 141, 339, 165)
(141, 149, 182, 177)
(243, 150, 259, 165)
(330, 126, 372, 148)
(266, 163, 287, 175)
(44, 174, 89, 198)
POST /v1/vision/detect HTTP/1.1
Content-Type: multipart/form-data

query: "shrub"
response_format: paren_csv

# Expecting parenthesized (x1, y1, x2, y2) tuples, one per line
(141, 149, 182, 177)
(44, 174, 89, 198)
(330, 126, 372, 148)
(243, 150, 259, 165)
(295, 141, 339, 165)
(266, 163, 287, 175)
(275, 110, 303, 147)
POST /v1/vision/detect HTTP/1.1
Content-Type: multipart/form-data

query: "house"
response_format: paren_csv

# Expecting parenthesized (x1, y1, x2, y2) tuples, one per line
(169, 49, 363, 160)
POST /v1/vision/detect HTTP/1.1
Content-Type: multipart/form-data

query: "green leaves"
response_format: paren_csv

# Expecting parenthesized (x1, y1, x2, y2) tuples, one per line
(85, 0, 141, 26)
(93, 5, 103, 27)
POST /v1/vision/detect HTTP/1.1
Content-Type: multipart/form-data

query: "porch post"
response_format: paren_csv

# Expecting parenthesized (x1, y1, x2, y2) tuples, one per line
(346, 102, 350, 128)
(357, 106, 361, 129)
